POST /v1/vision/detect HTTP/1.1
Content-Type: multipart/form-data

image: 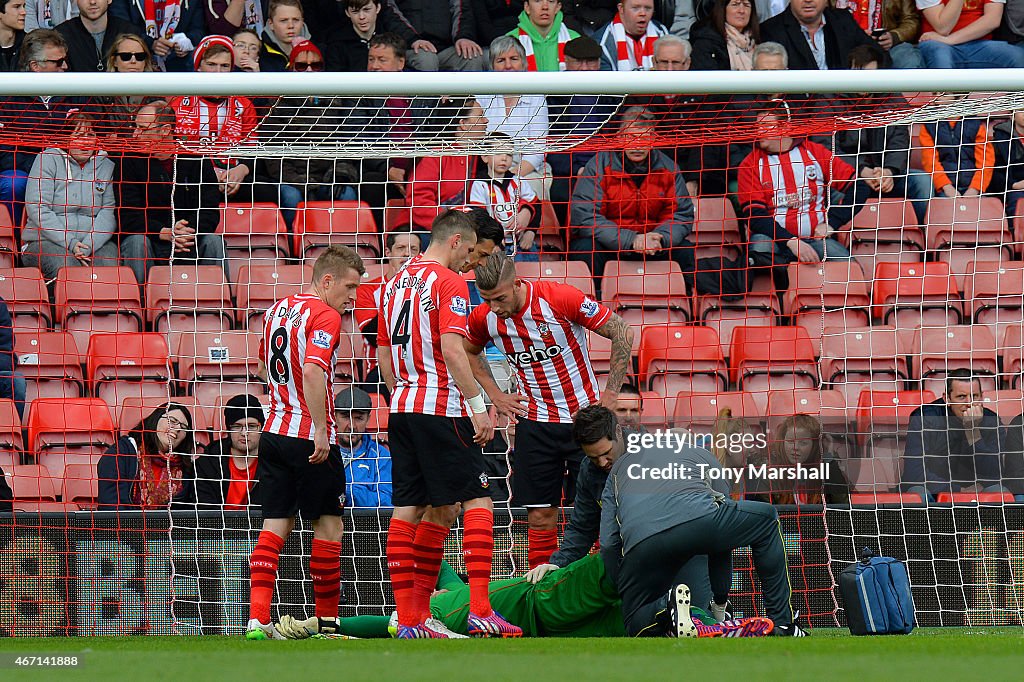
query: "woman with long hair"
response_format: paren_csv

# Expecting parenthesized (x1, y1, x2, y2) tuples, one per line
(102, 34, 155, 137)
(749, 413, 850, 505)
(690, 0, 759, 71)
(98, 402, 197, 510)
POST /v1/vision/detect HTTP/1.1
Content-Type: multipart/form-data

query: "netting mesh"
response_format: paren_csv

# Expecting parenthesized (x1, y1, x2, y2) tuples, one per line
(1, 82, 1024, 637)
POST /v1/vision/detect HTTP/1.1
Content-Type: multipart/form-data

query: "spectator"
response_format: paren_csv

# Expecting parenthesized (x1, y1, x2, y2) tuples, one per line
(97, 402, 198, 510)
(916, 0, 1024, 68)
(476, 0, 522, 46)
(0, 0, 26, 71)
(990, 108, 1024, 214)
(467, 132, 539, 260)
(901, 369, 1007, 503)
(0, 297, 26, 419)
(998, 412, 1024, 501)
(748, 413, 850, 505)
(461, 205, 506, 273)
(920, 93, 995, 198)
(407, 97, 488, 234)
(101, 34, 153, 136)
(835, 0, 923, 69)
(197, 394, 264, 509)
(324, 0, 405, 71)
(260, 0, 313, 71)
(233, 27, 261, 71)
(569, 106, 695, 296)
(22, 112, 118, 281)
(56, 0, 141, 72)
(116, 100, 225, 283)
(690, 0, 759, 70)
(334, 387, 392, 508)
(739, 104, 859, 268)
(26, 0, 77, 30)
(758, 0, 877, 70)
(563, 0, 618, 37)
(509, 0, 581, 71)
(390, 0, 486, 71)
(597, 0, 668, 70)
(205, 0, 264, 37)
(110, 0, 204, 72)
(613, 382, 643, 428)
(751, 36, 785, 68)
(838, 43, 932, 223)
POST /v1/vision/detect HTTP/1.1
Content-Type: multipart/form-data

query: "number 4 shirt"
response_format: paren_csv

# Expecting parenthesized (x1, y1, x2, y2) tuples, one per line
(260, 293, 342, 442)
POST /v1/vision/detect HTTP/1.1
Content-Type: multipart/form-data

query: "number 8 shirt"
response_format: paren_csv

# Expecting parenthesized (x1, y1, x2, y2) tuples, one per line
(260, 293, 343, 441)
(377, 255, 471, 417)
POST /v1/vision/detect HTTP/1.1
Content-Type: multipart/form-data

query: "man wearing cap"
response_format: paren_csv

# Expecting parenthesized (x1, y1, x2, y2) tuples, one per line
(335, 386, 392, 508)
(196, 393, 265, 509)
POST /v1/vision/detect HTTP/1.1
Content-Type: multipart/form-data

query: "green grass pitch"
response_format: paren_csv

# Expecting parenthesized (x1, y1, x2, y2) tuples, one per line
(0, 629, 1021, 682)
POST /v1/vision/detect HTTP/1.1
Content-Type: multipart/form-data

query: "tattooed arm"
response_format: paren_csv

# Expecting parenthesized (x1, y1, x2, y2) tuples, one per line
(593, 312, 634, 408)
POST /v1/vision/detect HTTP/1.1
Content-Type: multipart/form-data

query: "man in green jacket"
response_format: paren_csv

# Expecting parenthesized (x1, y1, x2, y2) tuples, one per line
(507, 0, 579, 71)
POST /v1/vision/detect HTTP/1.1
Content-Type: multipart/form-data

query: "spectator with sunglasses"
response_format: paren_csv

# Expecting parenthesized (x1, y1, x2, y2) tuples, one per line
(102, 33, 153, 135)
(289, 37, 324, 70)
(56, 0, 141, 72)
(0, 0, 26, 71)
(110, 0, 206, 72)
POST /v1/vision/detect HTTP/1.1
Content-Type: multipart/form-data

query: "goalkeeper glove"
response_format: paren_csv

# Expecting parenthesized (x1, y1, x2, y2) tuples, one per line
(523, 563, 559, 584)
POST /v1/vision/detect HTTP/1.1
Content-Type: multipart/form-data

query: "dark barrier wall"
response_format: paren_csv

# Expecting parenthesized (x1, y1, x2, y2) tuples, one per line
(0, 506, 1021, 636)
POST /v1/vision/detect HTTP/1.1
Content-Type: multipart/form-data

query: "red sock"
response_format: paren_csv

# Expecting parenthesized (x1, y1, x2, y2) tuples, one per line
(310, 538, 342, 620)
(249, 530, 285, 624)
(387, 518, 419, 627)
(463, 507, 495, 616)
(412, 521, 450, 621)
(527, 528, 559, 569)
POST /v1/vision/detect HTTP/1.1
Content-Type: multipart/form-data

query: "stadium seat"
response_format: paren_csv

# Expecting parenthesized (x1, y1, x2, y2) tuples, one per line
(925, 196, 1011, 276)
(911, 325, 998, 396)
(0, 204, 17, 268)
(847, 198, 924, 278)
(118, 395, 212, 449)
(850, 390, 935, 492)
(146, 266, 235, 337)
(26, 397, 115, 480)
(86, 333, 172, 409)
(638, 391, 671, 430)
(730, 326, 819, 412)
(175, 331, 264, 406)
(515, 260, 595, 297)
(61, 463, 98, 509)
(849, 492, 924, 505)
(0, 398, 22, 472)
(235, 264, 312, 334)
(872, 261, 961, 327)
(54, 266, 143, 353)
(14, 331, 85, 402)
(691, 196, 743, 261)
(384, 197, 411, 231)
(334, 330, 362, 386)
(1001, 325, 1024, 389)
(784, 260, 869, 353)
(935, 492, 1015, 504)
(638, 325, 727, 397)
(695, 272, 779, 358)
(9, 464, 59, 501)
(963, 260, 1024, 345)
(0, 267, 51, 332)
(673, 390, 762, 437)
(601, 261, 690, 341)
(980, 390, 1024, 424)
(366, 391, 389, 440)
(218, 202, 290, 279)
(294, 200, 380, 261)
(819, 326, 909, 405)
(586, 331, 613, 378)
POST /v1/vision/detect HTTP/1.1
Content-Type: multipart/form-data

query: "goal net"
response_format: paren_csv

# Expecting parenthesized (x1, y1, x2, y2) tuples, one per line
(0, 70, 1023, 636)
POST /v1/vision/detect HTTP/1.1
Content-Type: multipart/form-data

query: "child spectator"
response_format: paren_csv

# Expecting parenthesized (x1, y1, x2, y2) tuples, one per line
(232, 27, 261, 71)
(920, 95, 995, 198)
(197, 393, 264, 510)
(468, 133, 539, 261)
(259, 0, 312, 71)
(748, 413, 850, 505)
(22, 112, 119, 280)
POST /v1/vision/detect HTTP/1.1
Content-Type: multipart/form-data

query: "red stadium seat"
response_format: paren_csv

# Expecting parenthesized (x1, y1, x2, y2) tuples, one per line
(963, 260, 1024, 345)
(935, 492, 1016, 504)
(673, 390, 762, 436)
(784, 261, 870, 352)
(601, 261, 690, 341)
(638, 325, 727, 397)
(981, 390, 1024, 424)
(849, 390, 935, 492)
(26, 397, 115, 480)
(235, 264, 312, 334)
(691, 196, 743, 261)
(334, 330, 362, 386)
(819, 326, 908, 405)
(175, 331, 264, 406)
(9, 464, 59, 501)
(366, 391, 389, 441)
(146, 265, 234, 337)
(695, 272, 779, 358)
(911, 325, 998, 396)
(86, 333, 171, 409)
(586, 331, 613, 378)
(872, 261, 961, 327)
(0, 398, 22, 472)
(61, 463, 98, 509)
(218, 203, 290, 279)
(849, 492, 924, 505)
(54, 266, 143, 353)
(925, 196, 1011, 276)
(730, 326, 818, 412)
(847, 198, 924, 278)
(1000, 325, 1024, 389)
(516, 260, 595, 297)
(14, 331, 84, 402)
(384, 197, 411, 232)
(638, 391, 671, 430)
(294, 200, 380, 261)
(0, 267, 51, 332)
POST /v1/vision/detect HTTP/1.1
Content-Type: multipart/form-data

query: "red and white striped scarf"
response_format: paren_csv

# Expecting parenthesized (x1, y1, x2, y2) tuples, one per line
(517, 23, 573, 72)
(609, 13, 661, 71)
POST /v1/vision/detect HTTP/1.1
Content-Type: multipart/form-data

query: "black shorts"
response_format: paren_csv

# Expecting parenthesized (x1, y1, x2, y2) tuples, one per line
(388, 412, 491, 507)
(257, 431, 346, 520)
(512, 419, 583, 507)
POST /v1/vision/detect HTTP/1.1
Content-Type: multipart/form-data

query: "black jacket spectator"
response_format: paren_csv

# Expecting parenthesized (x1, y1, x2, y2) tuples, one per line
(990, 118, 1024, 197)
(56, 14, 141, 72)
(196, 437, 263, 509)
(689, 22, 730, 70)
(1001, 414, 1024, 497)
(759, 7, 876, 71)
(901, 398, 1005, 496)
(562, 0, 617, 36)
(0, 29, 23, 71)
(98, 435, 197, 510)
(472, 0, 520, 45)
(0, 96, 84, 174)
(834, 96, 911, 176)
(114, 154, 222, 242)
(386, 0, 477, 50)
(0, 297, 14, 376)
(0, 464, 11, 512)
(323, 6, 406, 71)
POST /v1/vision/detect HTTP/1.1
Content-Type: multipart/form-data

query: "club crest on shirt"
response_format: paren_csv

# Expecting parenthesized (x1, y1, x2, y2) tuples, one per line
(806, 164, 822, 182)
(450, 296, 469, 316)
(538, 322, 552, 339)
(580, 297, 600, 318)
(312, 329, 333, 349)
(479, 472, 490, 488)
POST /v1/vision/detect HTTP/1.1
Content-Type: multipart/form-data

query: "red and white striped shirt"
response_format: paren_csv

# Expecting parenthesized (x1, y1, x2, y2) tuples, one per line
(737, 140, 855, 238)
(260, 293, 342, 442)
(466, 280, 611, 424)
(377, 255, 471, 418)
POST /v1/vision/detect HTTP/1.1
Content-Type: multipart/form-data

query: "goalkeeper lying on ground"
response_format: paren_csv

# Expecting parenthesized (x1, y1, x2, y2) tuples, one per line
(276, 553, 773, 638)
